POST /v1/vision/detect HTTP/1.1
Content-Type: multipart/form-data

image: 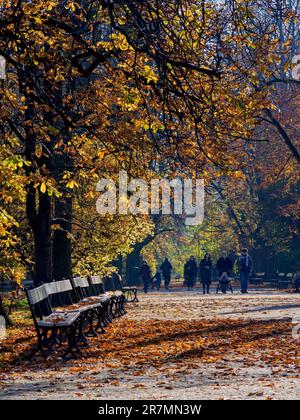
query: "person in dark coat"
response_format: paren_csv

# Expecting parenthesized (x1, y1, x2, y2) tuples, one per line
(139, 260, 151, 293)
(184, 256, 198, 290)
(160, 258, 172, 289)
(199, 252, 212, 294)
(216, 251, 233, 282)
(217, 251, 233, 276)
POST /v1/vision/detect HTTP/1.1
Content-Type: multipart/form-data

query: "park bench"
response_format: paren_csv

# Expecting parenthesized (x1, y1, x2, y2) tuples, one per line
(266, 272, 285, 289)
(102, 274, 126, 317)
(89, 275, 115, 326)
(45, 278, 105, 345)
(72, 276, 112, 336)
(25, 284, 81, 359)
(250, 272, 266, 285)
(26, 274, 128, 359)
(113, 273, 139, 302)
(277, 272, 295, 290)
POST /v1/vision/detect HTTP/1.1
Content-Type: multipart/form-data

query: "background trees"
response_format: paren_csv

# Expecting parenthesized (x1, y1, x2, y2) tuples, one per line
(0, 0, 299, 288)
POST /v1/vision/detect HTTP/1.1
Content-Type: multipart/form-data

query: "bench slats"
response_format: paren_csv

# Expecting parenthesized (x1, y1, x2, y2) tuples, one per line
(90, 275, 102, 285)
(38, 311, 80, 327)
(27, 285, 48, 305)
(73, 276, 89, 288)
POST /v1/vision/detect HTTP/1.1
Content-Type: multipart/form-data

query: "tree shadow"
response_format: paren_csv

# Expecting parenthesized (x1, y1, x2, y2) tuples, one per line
(9, 318, 292, 371)
(222, 303, 300, 315)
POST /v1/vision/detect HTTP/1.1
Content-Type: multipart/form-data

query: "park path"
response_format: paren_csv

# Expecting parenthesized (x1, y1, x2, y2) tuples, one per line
(1, 289, 300, 400)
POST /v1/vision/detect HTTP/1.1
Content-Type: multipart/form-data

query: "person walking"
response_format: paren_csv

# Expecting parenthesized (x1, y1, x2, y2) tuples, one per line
(237, 248, 253, 294)
(199, 252, 212, 294)
(184, 256, 198, 290)
(160, 258, 173, 289)
(139, 260, 152, 293)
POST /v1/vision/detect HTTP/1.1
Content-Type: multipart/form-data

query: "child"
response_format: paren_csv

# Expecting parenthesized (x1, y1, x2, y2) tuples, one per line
(152, 269, 162, 290)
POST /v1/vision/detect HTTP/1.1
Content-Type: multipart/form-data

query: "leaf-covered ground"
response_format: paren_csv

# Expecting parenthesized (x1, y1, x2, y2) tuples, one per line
(0, 289, 300, 399)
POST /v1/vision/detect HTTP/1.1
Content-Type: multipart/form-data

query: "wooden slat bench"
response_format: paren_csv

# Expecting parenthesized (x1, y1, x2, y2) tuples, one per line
(45, 279, 94, 346)
(250, 272, 266, 285)
(277, 272, 295, 290)
(113, 273, 139, 303)
(71, 276, 110, 336)
(89, 275, 114, 326)
(26, 284, 81, 359)
(102, 274, 126, 317)
(26, 274, 128, 360)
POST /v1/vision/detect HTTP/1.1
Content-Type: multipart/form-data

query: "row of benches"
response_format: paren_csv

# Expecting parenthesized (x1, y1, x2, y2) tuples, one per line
(25, 274, 138, 359)
(250, 272, 298, 289)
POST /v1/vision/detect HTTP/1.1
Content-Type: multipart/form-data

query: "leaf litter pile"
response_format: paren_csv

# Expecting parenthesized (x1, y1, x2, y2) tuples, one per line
(0, 292, 300, 399)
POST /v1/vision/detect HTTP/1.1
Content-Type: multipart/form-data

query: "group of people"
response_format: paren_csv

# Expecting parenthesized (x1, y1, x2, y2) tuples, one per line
(139, 257, 173, 293)
(184, 251, 231, 293)
(139, 248, 253, 294)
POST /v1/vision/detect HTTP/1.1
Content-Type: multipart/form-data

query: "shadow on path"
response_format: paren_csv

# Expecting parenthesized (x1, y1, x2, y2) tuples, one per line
(222, 303, 300, 315)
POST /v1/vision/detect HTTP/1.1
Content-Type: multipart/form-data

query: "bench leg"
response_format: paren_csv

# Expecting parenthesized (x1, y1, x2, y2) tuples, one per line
(76, 318, 89, 346)
(95, 305, 106, 334)
(120, 296, 127, 315)
(133, 290, 139, 302)
(102, 301, 111, 326)
(48, 328, 62, 347)
(63, 326, 79, 360)
(124, 290, 134, 303)
(33, 329, 51, 358)
(86, 311, 98, 337)
(109, 299, 116, 319)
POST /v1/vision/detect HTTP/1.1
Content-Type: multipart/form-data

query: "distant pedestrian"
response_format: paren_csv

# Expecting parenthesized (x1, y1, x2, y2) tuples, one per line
(160, 258, 173, 289)
(237, 248, 253, 294)
(139, 260, 152, 293)
(184, 256, 198, 290)
(199, 252, 212, 294)
(152, 269, 162, 290)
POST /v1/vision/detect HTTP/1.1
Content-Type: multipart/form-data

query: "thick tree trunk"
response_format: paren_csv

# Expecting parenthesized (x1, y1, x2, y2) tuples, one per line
(53, 196, 73, 281)
(33, 192, 53, 285)
(126, 245, 143, 285)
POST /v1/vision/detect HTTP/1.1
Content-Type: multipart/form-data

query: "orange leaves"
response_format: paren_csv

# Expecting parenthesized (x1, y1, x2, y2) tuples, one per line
(2, 313, 300, 377)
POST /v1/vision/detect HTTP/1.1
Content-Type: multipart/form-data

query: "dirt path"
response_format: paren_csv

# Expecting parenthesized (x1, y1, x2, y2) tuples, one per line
(0, 289, 300, 400)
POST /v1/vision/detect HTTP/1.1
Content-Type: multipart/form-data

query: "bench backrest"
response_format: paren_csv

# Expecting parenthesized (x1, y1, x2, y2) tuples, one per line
(45, 279, 73, 294)
(73, 276, 93, 300)
(102, 273, 122, 292)
(278, 273, 286, 278)
(45, 279, 74, 307)
(286, 273, 294, 278)
(255, 272, 266, 277)
(26, 285, 52, 323)
(112, 273, 123, 291)
(89, 275, 105, 296)
(27, 284, 48, 305)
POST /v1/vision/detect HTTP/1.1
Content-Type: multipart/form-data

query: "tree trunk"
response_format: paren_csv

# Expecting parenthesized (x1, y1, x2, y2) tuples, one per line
(53, 196, 73, 281)
(126, 245, 143, 285)
(33, 192, 53, 285)
(0, 295, 12, 326)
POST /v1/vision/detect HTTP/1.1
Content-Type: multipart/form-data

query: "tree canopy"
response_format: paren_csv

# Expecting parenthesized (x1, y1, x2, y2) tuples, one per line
(0, 0, 299, 287)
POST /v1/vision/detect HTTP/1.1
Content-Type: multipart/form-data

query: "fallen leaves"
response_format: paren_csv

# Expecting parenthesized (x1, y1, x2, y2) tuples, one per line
(1, 316, 300, 378)
(1, 293, 300, 400)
